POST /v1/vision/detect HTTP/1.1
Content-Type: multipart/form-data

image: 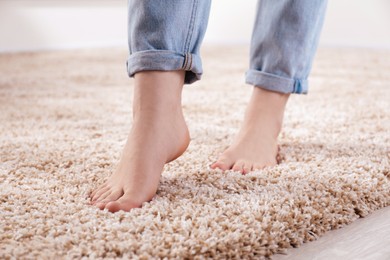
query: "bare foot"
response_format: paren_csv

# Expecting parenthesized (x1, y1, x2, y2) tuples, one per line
(89, 71, 189, 212)
(211, 87, 289, 174)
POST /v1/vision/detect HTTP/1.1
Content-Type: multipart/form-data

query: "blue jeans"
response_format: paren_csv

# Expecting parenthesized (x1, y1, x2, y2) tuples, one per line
(127, 0, 327, 94)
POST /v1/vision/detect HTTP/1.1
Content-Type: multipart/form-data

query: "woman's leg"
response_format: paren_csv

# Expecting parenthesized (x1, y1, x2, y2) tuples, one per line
(212, 0, 328, 173)
(90, 0, 211, 212)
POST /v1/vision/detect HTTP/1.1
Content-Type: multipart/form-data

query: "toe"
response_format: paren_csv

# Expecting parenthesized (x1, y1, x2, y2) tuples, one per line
(105, 194, 144, 213)
(95, 190, 124, 210)
(93, 189, 112, 204)
(95, 201, 108, 210)
(232, 160, 245, 173)
(210, 161, 229, 171)
(242, 162, 253, 175)
(104, 202, 126, 213)
(264, 161, 277, 168)
(252, 160, 276, 170)
(104, 189, 124, 202)
(210, 156, 234, 171)
(104, 202, 123, 213)
(91, 186, 110, 203)
(252, 163, 265, 171)
(89, 182, 108, 199)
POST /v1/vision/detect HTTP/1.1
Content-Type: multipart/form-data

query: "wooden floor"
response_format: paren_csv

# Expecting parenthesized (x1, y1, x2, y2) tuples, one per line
(273, 206, 390, 260)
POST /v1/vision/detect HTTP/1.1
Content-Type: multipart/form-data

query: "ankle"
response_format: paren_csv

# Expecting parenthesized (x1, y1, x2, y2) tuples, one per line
(248, 87, 289, 119)
(239, 87, 290, 139)
(132, 102, 183, 122)
(132, 70, 185, 118)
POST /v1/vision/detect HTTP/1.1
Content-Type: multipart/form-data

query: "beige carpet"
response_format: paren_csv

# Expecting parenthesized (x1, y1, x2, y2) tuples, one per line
(0, 46, 389, 259)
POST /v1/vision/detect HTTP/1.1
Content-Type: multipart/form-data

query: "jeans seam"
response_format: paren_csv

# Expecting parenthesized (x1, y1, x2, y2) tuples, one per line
(305, 6, 327, 87)
(187, 53, 193, 70)
(183, 0, 198, 54)
(183, 53, 189, 70)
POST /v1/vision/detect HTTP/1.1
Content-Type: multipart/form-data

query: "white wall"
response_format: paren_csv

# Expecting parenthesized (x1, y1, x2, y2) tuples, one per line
(1, 0, 390, 52)
(0, 0, 127, 52)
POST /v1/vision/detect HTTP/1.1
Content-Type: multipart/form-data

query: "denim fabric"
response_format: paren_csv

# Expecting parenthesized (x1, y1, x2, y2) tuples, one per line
(246, 0, 328, 94)
(127, 0, 327, 94)
(127, 0, 211, 84)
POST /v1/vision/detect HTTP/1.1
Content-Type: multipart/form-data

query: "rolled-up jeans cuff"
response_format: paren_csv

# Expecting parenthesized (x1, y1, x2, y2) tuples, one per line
(126, 50, 203, 84)
(245, 69, 308, 94)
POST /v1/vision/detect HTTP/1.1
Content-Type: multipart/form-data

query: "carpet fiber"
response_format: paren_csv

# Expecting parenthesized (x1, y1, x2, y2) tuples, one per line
(0, 47, 389, 259)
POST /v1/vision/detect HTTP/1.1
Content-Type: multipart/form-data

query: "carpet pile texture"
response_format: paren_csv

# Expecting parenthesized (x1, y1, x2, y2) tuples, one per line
(0, 47, 389, 259)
